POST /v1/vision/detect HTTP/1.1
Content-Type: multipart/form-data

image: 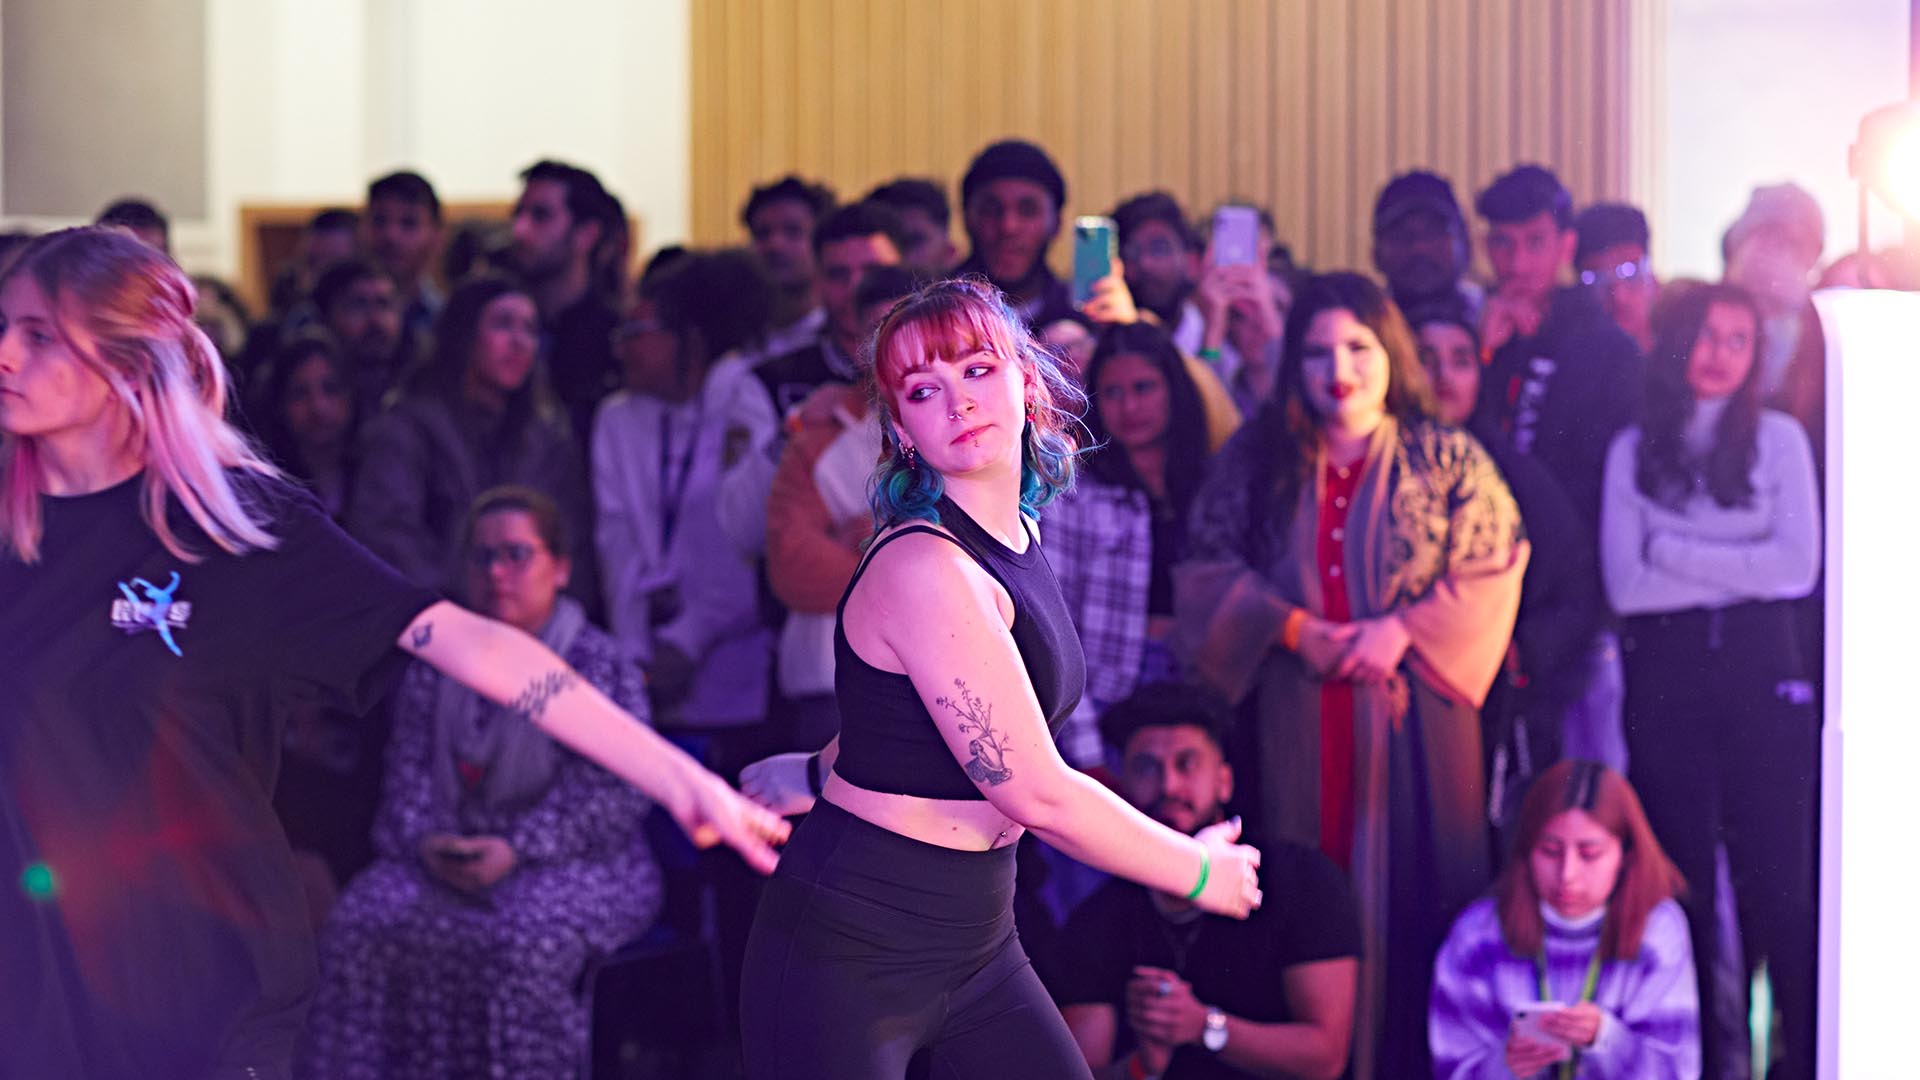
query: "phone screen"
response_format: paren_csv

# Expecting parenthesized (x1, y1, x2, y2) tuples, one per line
(1211, 205, 1262, 267)
(1511, 1003, 1574, 1047)
(1073, 216, 1116, 306)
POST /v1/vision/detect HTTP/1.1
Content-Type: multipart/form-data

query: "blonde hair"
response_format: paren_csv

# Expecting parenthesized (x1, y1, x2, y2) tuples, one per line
(0, 227, 279, 563)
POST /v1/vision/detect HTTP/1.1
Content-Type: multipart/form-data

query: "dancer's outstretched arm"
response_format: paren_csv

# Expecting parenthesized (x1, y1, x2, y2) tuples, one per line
(398, 600, 789, 872)
(868, 536, 1263, 917)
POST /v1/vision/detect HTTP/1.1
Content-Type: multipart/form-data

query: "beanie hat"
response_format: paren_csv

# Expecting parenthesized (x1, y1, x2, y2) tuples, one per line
(961, 140, 1067, 212)
(1374, 170, 1465, 233)
(1722, 183, 1825, 263)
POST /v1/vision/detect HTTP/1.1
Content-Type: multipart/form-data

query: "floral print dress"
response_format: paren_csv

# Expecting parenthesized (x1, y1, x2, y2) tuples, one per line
(299, 624, 660, 1079)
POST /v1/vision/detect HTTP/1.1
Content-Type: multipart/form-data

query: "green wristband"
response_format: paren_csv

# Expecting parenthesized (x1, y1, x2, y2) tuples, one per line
(1186, 846, 1211, 901)
(1197, 346, 1223, 362)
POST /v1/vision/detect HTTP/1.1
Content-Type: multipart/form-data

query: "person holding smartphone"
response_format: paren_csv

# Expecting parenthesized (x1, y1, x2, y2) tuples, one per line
(1429, 761, 1699, 1079)
(1112, 191, 1203, 328)
(1175, 205, 1289, 417)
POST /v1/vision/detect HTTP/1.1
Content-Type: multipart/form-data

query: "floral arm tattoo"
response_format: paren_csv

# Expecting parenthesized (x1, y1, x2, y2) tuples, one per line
(510, 669, 580, 726)
(937, 679, 1014, 786)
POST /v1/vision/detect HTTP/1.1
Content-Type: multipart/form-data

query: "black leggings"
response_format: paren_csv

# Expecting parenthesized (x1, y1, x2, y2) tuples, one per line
(1623, 602, 1818, 1080)
(739, 799, 1091, 1080)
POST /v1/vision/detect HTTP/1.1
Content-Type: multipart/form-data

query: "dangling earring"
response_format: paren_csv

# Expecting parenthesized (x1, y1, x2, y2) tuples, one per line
(1025, 401, 1036, 424)
(903, 445, 919, 471)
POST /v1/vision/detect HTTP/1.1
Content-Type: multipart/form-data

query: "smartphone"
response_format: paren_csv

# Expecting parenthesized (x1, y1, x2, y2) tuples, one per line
(1211, 205, 1262, 267)
(1072, 216, 1116, 307)
(1511, 1002, 1575, 1051)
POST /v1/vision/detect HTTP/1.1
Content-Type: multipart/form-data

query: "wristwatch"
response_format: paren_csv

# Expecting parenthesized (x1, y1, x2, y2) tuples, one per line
(1202, 1007, 1229, 1052)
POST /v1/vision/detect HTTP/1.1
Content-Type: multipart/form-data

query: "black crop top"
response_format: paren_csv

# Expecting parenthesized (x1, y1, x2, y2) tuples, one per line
(832, 497, 1087, 800)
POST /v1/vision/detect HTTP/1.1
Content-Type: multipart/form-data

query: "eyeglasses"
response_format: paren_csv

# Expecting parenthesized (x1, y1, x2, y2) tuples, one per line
(1123, 237, 1184, 262)
(1579, 259, 1651, 288)
(467, 541, 542, 569)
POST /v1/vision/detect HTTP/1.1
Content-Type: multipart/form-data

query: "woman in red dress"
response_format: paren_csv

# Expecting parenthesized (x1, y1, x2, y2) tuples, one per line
(1176, 272, 1528, 1079)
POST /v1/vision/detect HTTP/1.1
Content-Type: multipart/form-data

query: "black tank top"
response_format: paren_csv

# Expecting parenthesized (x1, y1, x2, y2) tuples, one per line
(832, 497, 1086, 800)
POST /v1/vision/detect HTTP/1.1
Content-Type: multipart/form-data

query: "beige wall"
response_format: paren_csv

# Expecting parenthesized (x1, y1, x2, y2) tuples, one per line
(2, 0, 1903, 285)
(1659, 0, 1911, 278)
(691, 0, 1659, 269)
(0, 0, 693, 281)
(2, 0, 208, 219)
(199, 0, 691, 280)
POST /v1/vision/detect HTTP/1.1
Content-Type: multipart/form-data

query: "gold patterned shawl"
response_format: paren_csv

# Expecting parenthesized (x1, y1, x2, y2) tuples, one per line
(1172, 416, 1527, 1080)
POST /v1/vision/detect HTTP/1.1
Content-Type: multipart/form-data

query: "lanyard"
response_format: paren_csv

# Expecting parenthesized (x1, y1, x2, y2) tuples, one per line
(1535, 949, 1604, 1080)
(657, 399, 705, 551)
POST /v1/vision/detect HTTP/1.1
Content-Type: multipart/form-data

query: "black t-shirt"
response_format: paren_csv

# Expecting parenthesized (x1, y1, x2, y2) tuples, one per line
(545, 293, 621, 452)
(754, 338, 858, 418)
(1473, 286, 1643, 538)
(1052, 838, 1363, 1080)
(1146, 497, 1184, 617)
(0, 473, 437, 1080)
(951, 253, 1078, 331)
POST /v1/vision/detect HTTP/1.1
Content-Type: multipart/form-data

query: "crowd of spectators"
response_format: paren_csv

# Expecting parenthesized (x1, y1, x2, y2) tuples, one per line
(32, 128, 1886, 1077)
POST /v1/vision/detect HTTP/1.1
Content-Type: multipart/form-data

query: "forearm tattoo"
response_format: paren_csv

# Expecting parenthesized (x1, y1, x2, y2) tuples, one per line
(937, 679, 1013, 786)
(410, 622, 433, 650)
(510, 669, 579, 726)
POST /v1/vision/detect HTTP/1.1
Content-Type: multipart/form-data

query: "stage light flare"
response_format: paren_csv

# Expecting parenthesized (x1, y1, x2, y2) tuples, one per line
(20, 861, 56, 901)
(1877, 124, 1920, 221)
(1852, 101, 1920, 224)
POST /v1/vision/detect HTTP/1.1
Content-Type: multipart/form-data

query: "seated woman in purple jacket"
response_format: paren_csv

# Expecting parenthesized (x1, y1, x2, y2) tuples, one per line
(1430, 760, 1699, 1079)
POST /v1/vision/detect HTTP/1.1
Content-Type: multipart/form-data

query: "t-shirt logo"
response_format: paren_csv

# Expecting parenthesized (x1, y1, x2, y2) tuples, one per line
(1511, 355, 1558, 456)
(111, 571, 192, 657)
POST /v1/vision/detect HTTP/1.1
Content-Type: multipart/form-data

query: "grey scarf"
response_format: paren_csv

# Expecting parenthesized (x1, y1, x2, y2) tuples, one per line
(431, 597, 587, 826)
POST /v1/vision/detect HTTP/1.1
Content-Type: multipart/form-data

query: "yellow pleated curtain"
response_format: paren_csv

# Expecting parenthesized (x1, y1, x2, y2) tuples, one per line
(691, 0, 1663, 272)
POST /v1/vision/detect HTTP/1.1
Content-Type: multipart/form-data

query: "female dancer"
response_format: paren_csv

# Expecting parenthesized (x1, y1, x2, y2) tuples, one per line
(1430, 760, 1698, 1078)
(1176, 272, 1527, 1078)
(0, 226, 786, 1080)
(1599, 282, 1820, 1080)
(737, 279, 1262, 1079)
